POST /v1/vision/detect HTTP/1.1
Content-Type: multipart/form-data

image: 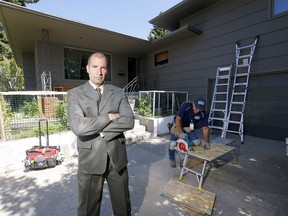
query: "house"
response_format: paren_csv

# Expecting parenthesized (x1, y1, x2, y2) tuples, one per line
(0, 0, 287, 140)
(0, 1, 153, 91)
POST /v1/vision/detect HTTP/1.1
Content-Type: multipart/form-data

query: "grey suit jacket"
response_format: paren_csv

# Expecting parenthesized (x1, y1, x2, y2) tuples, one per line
(67, 82, 135, 174)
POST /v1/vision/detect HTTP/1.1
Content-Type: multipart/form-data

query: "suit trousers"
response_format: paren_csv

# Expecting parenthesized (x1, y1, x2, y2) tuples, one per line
(77, 155, 131, 216)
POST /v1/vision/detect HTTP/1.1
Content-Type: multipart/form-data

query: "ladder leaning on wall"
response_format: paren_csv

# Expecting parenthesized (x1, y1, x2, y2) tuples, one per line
(222, 36, 259, 143)
(208, 65, 232, 135)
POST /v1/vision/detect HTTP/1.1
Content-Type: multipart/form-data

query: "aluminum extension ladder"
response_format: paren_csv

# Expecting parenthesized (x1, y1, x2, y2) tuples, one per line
(223, 36, 259, 143)
(208, 65, 232, 135)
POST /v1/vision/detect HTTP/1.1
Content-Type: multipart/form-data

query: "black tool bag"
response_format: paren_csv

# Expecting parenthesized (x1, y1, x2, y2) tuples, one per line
(33, 156, 48, 169)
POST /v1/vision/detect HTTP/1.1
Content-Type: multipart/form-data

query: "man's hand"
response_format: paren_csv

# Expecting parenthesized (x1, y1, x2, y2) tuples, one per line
(108, 113, 120, 121)
(179, 133, 188, 140)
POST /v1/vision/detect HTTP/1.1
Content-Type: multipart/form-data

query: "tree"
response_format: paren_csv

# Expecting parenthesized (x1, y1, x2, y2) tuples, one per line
(2, 0, 39, 7)
(0, 56, 24, 91)
(0, 0, 39, 91)
(147, 25, 169, 41)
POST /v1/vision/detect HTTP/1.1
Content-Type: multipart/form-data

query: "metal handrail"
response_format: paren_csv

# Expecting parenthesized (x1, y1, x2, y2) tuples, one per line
(123, 76, 138, 100)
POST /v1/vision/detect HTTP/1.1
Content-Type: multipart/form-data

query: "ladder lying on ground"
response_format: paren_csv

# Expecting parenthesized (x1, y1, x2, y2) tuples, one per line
(208, 65, 232, 135)
(222, 36, 259, 143)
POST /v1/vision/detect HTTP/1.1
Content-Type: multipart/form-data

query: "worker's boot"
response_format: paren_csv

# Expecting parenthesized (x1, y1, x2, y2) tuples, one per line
(169, 159, 176, 168)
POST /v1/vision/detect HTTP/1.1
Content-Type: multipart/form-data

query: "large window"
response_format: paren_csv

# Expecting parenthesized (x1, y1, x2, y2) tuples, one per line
(272, 0, 288, 16)
(64, 48, 111, 81)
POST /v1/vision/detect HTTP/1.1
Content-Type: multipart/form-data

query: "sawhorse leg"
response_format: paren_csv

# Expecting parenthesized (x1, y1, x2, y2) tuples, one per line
(179, 153, 208, 189)
(197, 160, 207, 189)
(179, 153, 189, 181)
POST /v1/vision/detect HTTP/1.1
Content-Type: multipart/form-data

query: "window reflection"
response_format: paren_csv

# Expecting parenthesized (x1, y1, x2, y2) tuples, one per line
(64, 48, 111, 80)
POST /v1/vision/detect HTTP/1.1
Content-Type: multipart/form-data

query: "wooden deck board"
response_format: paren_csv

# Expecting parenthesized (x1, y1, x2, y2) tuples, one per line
(180, 205, 198, 216)
(160, 178, 216, 215)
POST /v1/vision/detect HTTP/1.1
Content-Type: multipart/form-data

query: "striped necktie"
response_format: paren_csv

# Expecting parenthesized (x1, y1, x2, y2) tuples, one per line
(96, 87, 102, 98)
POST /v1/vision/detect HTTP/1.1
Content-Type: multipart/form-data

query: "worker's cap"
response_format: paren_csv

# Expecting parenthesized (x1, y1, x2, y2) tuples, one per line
(194, 97, 206, 111)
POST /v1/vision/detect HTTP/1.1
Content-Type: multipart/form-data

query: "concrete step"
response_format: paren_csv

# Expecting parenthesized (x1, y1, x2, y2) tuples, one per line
(132, 119, 146, 130)
(124, 130, 153, 144)
(124, 118, 153, 144)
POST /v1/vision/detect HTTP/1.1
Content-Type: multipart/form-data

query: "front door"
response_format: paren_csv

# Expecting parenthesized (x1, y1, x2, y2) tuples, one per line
(128, 57, 137, 83)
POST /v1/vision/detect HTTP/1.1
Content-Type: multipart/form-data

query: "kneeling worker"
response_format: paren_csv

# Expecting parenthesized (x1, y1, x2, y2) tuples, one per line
(169, 97, 210, 168)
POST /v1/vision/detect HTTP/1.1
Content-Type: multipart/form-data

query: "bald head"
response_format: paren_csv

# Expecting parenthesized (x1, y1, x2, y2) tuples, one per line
(86, 52, 108, 86)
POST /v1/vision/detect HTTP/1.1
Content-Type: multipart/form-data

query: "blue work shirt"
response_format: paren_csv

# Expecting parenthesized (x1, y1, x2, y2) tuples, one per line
(174, 102, 208, 129)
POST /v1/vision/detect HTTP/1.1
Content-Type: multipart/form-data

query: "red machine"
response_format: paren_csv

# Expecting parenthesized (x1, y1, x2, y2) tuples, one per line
(176, 138, 194, 153)
(24, 119, 65, 172)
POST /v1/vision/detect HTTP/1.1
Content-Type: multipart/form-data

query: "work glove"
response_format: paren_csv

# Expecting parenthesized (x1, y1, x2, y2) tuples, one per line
(170, 141, 177, 150)
(203, 141, 211, 150)
(179, 132, 188, 140)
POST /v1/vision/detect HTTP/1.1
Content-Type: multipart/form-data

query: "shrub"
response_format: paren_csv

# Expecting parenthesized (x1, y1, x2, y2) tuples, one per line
(137, 93, 152, 117)
(20, 98, 39, 118)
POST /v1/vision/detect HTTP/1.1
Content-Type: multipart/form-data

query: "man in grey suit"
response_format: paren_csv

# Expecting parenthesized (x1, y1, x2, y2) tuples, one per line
(67, 52, 134, 216)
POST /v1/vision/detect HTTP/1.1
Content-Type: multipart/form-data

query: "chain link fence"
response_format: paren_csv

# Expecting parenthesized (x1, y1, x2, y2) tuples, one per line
(0, 91, 68, 141)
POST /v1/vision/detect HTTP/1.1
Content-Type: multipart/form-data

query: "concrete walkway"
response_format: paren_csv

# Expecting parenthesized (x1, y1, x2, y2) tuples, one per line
(0, 133, 287, 216)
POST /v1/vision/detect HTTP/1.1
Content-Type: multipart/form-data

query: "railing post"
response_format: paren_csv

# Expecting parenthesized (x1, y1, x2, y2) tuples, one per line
(152, 91, 155, 117)
(172, 92, 175, 115)
(37, 95, 43, 119)
(0, 95, 7, 141)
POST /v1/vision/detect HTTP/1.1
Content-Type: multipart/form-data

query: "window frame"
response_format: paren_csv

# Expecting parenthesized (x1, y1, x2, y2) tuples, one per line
(63, 47, 111, 81)
(270, 0, 288, 17)
(154, 49, 170, 67)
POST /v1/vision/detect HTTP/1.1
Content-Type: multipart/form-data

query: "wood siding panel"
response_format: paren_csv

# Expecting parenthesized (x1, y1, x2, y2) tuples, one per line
(144, 0, 288, 140)
(245, 73, 288, 140)
(22, 53, 36, 91)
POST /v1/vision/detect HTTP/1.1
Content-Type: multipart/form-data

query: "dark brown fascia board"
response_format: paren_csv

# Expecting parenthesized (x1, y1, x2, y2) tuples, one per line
(186, 25, 202, 35)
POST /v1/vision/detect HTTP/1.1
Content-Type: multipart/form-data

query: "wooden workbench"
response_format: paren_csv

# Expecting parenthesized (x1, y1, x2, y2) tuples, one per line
(177, 143, 235, 189)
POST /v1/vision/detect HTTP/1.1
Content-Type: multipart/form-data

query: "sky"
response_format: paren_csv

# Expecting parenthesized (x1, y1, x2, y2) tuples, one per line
(27, 0, 182, 40)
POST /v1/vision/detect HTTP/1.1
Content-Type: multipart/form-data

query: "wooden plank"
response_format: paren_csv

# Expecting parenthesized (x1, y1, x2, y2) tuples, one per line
(188, 143, 235, 161)
(160, 178, 216, 215)
(180, 205, 198, 216)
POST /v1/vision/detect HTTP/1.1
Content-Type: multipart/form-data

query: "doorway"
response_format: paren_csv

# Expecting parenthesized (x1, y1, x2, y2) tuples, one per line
(128, 57, 137, 83)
